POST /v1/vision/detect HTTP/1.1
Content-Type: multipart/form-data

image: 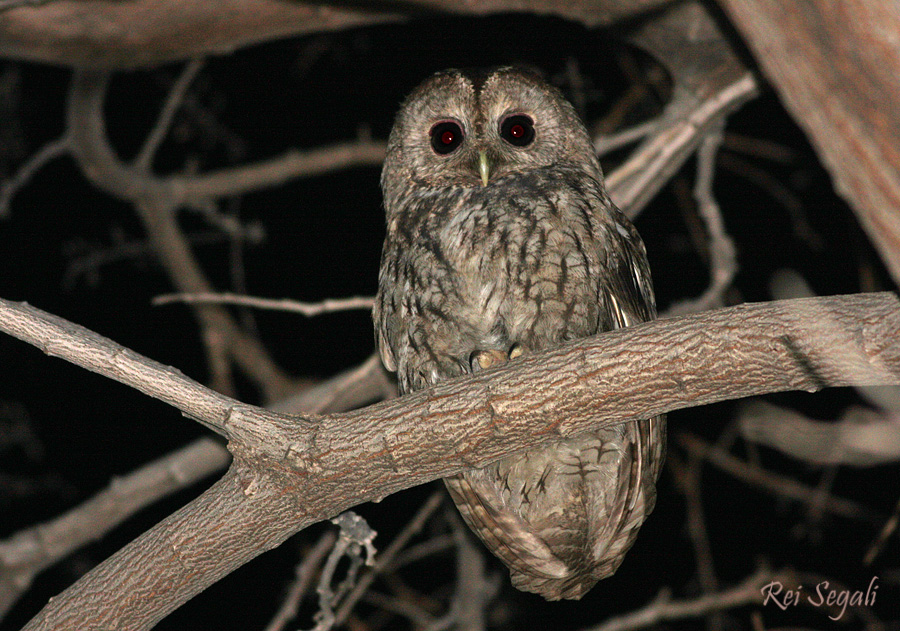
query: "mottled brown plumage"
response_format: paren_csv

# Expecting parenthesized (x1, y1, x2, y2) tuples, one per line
(374, 67, 666, 600)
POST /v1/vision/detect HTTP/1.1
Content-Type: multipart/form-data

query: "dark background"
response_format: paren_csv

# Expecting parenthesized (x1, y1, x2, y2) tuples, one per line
(0, 12, 896, 631)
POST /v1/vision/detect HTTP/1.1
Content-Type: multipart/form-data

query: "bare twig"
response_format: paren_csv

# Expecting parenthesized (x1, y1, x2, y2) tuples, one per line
(738, 400, 900, 467)
(717, 151, 823, 250)
(679, 434, 884, 523)
(668, 450, 720, 630)
(62, 229, 263, 290)
(67, 70, 385, 206)
(307, 512, 378, 631)
(594, 118, 660, 157)
(427, 509, 498, 631)
(153, 292, 374, 317)
(67, 70, 298, 400)
(135, 59, 205, 172)
(666, 126, 738, 315)
(0, 135, 69, 216)
(865, 494, 900, 565)
(362, 589, 437, 627)
(264, 530, 337, 631)
(584, 566, 786, 631)
(389, 535, 455, 570)
(333, 491, 444, 626)
(607, 75, 758, 218)
(272, 353, 395, 416)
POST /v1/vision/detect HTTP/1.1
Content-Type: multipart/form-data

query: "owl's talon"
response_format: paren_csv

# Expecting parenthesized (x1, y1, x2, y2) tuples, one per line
(509, 343, 525, 360)
(470, 349, 508, 372)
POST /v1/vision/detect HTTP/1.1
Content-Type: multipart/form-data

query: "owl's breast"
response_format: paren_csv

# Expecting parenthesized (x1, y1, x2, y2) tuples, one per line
(434, 177, 605, 352)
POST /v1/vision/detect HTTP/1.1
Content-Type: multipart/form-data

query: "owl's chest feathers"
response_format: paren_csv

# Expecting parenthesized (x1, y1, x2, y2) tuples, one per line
(402, 176, 608, 353)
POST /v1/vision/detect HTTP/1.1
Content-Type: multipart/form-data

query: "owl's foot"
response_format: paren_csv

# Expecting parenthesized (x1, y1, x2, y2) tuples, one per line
(470, 349, 507, 372)
(469, 343, 527, 373)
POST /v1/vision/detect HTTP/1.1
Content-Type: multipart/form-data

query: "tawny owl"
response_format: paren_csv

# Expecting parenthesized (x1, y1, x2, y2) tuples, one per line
(374, 67, 665, 600)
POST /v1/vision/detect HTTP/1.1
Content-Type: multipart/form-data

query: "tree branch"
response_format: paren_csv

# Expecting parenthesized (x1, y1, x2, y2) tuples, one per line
(608, 2, 759, 218)
(716, 0, 900, 287)
(0, 0, 675, 69)
(2, 292, 899, 628)
(0, 437, 229, 619)
(584, 566, 788, 631)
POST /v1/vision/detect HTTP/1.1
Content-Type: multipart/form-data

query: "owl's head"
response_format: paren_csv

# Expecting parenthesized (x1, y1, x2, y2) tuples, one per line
(382, 67, 601, 204)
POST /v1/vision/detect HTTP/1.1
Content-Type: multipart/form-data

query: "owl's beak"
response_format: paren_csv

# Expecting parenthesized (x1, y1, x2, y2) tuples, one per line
(477, 150, 491, 186)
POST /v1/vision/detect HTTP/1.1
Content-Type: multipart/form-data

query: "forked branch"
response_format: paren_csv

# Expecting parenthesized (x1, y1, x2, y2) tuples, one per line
(0, 292, 898, 629)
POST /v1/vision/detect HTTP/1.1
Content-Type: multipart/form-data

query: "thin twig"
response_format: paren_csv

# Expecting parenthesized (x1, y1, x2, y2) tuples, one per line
(427, 509, 497, 631)
(153, 292, 374, 316)
(135, 59, 205, 172)
(265, 530, 337, 631)
(679, 434, 884, 523)
(0, 135, 70, 216)
(738, 399, 900, 467)
(584, 566, 784, 631)
(389, 535, 455, 571)
(666, 126, 738, 315)
(606, 74, 759, 218)
(865, 494, 900, 565)
(361, 590, 436, 628)
(668, 450, 721, 631)
(68, 71, 297, 400)
(333, 491, 444, 626)
(594, 118, 660, 156)
(307, 512, 378, 631)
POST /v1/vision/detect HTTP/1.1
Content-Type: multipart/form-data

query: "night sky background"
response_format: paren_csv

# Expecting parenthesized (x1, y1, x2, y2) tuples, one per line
(0, 11, 897, 631)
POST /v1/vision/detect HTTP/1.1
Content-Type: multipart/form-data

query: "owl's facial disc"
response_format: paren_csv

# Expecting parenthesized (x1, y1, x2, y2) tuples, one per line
(383, 67, 602, 197)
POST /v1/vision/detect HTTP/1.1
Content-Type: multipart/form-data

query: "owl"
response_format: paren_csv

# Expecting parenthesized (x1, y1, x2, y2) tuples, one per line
(374, 67, 665, 600)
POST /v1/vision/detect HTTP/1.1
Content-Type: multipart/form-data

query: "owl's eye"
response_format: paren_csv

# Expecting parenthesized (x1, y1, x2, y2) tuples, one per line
(430, 121, 464, 155)
(500, 114, 535, 147)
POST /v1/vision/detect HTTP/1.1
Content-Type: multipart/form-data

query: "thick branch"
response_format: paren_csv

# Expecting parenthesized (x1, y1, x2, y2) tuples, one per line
(2, 293, 899, 470)
(716, 0, 900, 287)
(2, 292, 898, 629)
(22, 463, 296, 631)
(0, 438, 229, 618)
(0, 0, 675, 69)
(0, 353, 390, 619)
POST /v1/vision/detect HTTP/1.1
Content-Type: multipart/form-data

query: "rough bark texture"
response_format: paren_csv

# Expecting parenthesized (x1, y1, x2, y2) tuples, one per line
(716, 0, 900, 287)
(0, 0, 674, 69)
(1, 292, 897, 629)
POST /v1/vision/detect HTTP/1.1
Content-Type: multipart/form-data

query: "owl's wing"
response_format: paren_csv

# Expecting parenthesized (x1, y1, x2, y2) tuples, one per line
(375, 316, 397, 373)
(373, 269, 398, 373)
(603, 214, 657, 325)
(590, 214, 665, 568)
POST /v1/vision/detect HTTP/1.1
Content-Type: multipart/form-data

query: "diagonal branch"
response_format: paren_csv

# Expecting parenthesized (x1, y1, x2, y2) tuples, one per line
(1, 292, 898, 629)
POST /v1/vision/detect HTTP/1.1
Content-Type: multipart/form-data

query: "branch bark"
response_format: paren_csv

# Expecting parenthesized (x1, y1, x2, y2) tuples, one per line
(0, 292, 898, 628)
(0, 0, 675, 69)
(715, 0, 900, 287)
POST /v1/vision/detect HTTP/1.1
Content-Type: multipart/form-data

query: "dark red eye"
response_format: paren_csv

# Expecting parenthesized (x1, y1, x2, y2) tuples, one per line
(430, 121, 464, 155)
(500, 114, 535, 147)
